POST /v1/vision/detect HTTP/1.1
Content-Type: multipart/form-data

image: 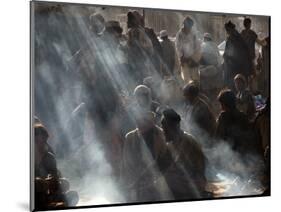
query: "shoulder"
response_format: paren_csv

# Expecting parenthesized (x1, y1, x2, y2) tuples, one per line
(196, 98, 211, 112)
(125, 129, 138, 141)
(241, 29, 248, 37)
(217, 111, 228, 121)
(250, 29, 258, 37)
(198, 97, 209, 107)
(124, 129, 140, 150)
(183, 132, 196, 141)
(155, 125, 164, 134)
(182, 132, 202, 149)
(43, 151, 56, 162)
(191, 30, 197, 37)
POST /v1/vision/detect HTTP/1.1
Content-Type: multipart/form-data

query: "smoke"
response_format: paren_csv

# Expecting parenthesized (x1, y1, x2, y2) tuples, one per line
(33, 2, 267, 207)
(178, 110, 266, 197)
(206, 141, 265, 196)
(56, 131, 126, 205)
(34, 3, 129, 206)
(34, 2, 172, 206)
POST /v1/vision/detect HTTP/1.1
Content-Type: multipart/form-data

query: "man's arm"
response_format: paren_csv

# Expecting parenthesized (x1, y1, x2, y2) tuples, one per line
(254, 30, 267, 46)
(256, 38, 267, 46)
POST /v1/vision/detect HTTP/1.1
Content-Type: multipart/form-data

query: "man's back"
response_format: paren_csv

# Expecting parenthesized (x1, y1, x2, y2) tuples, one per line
(164, 132, 207, 198)
(224, 31, 252, 74)
(122, 127, 166, 181)
(241, 29, 257, 60)
(161, 38, 176, 74)
(216, 109, 256, 154)
(176, 132, 205, 178)
(185, 97, 216, 137)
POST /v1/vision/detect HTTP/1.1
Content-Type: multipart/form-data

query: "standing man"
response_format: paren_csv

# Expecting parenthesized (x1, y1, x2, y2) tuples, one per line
(241, 18, 266, 92)
(160, 30, 176, 77)
(126, 11, 153, 85)
(223, 21, 253, 90)
(182, 82, 216, 143)
(175, 16, 202, 83)
(259, 36, 270, 98)
(234, 74, 256, 121)
(215, 89, 260, 155)
(241, 18, 266, 63)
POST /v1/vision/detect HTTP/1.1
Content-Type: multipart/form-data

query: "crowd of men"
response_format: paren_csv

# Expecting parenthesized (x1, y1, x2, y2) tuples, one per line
(34, 6, 270, 209)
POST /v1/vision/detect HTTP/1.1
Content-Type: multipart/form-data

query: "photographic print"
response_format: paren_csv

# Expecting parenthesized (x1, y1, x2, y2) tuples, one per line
(30, 1, 270, 211)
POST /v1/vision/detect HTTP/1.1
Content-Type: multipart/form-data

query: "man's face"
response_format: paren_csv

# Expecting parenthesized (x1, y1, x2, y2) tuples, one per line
(244, 22, 251, 30)
(183, 25, 192, 34)
(136, 93, 151, 109)
(90, 20, 104, 34)
(234, 79, 244, 91)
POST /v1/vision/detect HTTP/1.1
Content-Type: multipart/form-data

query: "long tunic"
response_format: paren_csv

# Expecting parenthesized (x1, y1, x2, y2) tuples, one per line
(163, 132, 207, 199)
(223, 31, 253, 88)
(183, 97, 216, 140)
(160, 38, 176, 76)
(122, 126, 171, 202)
(175, 28, 202, 82)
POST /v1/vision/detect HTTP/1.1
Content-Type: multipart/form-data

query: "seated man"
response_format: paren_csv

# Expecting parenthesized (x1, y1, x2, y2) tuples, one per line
(34, 124, 78, 210)
(216, 89, 261, 156)
(131, 84, 164, 125)
(161, 109, 208, 199)
(133, 85, 160, 113)
(234, 74, 256, 121)
(183, 82, 216, 144)
(122, 111, 171, 202)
